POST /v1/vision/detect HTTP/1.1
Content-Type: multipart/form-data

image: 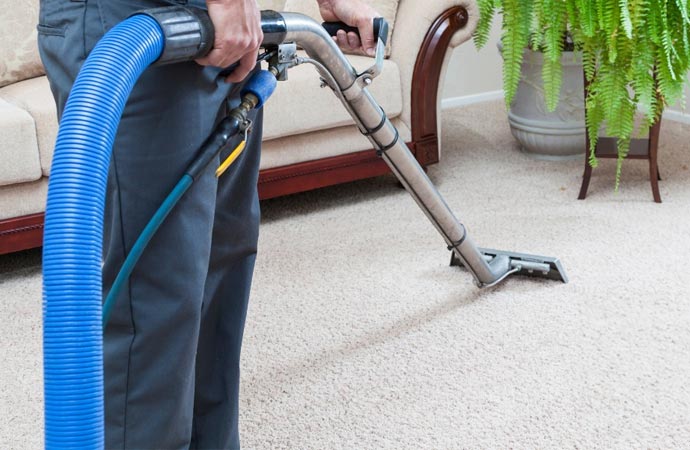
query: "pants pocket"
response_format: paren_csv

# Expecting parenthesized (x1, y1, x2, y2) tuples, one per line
(83, 0, 106, 56)
(36, 23, 65, 37)
(38, 0, 85, 35)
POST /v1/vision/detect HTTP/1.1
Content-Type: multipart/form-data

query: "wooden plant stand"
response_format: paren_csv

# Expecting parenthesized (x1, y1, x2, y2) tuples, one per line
(578, 119, 662, 203)
(578, 72, 663, 203)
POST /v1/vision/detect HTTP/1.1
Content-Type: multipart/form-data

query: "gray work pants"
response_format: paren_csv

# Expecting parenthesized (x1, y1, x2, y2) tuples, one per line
(38, 0, 262, 448)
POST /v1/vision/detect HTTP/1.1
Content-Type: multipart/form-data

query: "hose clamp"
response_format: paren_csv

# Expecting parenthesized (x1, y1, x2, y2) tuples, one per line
(134, 6, 214, 65)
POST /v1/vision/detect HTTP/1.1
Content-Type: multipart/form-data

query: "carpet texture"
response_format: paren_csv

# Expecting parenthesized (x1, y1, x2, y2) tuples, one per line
(2, 101, 689, 449)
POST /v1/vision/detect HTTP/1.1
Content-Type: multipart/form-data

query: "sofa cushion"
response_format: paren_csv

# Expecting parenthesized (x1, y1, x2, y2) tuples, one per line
(0, 77, 58, 177)
(283, 0, 398, 56)
(263, 53, 402, 141)
(258, 0, 287, 10)
(0, 98, 42, 186)
(261, 118, 411, 170)
(0, 58, 403, 179)
(0, 6, 44, 88)
(0, 178, 48, 221)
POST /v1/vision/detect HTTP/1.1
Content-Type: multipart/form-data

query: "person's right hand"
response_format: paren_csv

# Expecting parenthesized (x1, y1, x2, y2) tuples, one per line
(197, 0, 264, 83)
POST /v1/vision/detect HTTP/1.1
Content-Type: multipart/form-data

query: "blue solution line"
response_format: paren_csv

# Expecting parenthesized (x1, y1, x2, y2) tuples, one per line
(102, 175, 193, 325)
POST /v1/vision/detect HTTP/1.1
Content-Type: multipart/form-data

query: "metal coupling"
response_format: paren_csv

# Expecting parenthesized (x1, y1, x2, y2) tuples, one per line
(136, 6, 214, 65)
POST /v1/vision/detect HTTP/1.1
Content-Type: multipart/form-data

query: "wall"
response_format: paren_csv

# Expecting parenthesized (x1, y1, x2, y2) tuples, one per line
(441, 15, 503, 107)
(664, 86, 690, 124)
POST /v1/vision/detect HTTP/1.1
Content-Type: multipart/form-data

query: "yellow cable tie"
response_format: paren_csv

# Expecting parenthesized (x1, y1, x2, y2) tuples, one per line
(216, 140, 246, 178)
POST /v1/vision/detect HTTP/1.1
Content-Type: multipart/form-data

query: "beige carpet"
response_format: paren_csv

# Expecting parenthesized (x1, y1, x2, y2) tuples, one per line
(2, 101, 690, 449)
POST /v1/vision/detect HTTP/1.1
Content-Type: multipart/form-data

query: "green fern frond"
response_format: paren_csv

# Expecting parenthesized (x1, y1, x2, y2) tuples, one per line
(657, 49, 685, 104)
(675, 0, 690, 24)
(659, 4, 680, 79)
(544, 0, 567, 62)
(603, 1, 621, 64)
(582, 40, 599, 81)
(620, 0, 634, 38)
(597, 0, 608, 29)
(542, 56, 563, 111)
(585, 88, 604, 167)
(501, 0, 533, 105)
(474, 0, 497, 48)
(566, 0, 578, 30)
(615, 137, 631, 190)
(631, 47, 656, 123)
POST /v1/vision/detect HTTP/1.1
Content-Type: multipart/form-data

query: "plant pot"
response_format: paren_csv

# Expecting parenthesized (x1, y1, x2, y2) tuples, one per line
(498, 44, 586, 160)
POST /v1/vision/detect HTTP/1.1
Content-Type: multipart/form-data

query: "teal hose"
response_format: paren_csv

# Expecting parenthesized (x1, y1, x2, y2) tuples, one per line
(102, 72, 276, 327)
(102, 175, 193, 325)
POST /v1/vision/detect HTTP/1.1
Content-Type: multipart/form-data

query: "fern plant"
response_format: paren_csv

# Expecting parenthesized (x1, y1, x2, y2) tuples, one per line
(475, 0, 690, 189)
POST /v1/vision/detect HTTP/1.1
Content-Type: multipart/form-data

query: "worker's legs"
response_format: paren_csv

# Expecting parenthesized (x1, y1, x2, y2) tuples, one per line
(100, 66, 234, 449)
(191, 99, 263, 450)
(39, 0, 259, 448)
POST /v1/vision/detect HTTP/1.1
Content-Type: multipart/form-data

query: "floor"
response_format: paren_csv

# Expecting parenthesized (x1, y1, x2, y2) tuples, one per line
(2, 101, 689, 449)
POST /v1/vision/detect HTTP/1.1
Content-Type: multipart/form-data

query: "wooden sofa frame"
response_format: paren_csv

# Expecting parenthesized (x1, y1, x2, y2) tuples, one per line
(0, 6, 469, 255)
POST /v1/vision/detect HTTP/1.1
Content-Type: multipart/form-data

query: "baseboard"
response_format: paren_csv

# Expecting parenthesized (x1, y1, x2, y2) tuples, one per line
(441, 90, 505, 109)
(662, 108, 690, 124)
(442, 93, 690, 126)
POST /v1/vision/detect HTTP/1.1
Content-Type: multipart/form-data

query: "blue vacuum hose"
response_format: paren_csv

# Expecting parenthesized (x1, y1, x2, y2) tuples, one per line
(42, 5, 277, 448)
(42, 15, 164, 449)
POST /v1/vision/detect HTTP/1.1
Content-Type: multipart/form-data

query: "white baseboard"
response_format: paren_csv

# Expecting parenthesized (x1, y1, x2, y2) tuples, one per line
(662, 108, 690, 124)
(441, 90, 505, 109)
(441, 93, 690, 126)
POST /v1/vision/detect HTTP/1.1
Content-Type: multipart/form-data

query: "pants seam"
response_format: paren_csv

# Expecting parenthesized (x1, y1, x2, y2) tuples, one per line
(113, 151, 137, 450)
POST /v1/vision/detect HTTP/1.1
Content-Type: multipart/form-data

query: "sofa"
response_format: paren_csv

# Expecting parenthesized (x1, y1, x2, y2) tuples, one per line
(0, 0, 478, 254)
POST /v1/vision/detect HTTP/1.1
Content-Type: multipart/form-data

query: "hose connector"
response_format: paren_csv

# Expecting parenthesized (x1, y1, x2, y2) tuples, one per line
(134, 6, 214, 65)
(240, 69, 278, 109)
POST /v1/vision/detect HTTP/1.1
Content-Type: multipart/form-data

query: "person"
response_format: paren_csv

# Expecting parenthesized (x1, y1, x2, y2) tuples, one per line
(37, 0, 380, 448)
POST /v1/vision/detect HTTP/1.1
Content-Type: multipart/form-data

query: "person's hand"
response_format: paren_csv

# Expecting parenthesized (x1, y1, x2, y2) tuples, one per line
(317, 0, 380, 56)
(197, 0, 263, 83)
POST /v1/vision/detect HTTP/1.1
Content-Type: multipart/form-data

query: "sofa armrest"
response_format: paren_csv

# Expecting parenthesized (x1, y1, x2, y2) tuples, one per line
(389, 0, 479, 162)
(392, 0, 479, 55)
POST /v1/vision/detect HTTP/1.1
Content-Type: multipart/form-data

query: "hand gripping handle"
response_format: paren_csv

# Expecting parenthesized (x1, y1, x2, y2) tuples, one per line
(322, 17, 389, 47)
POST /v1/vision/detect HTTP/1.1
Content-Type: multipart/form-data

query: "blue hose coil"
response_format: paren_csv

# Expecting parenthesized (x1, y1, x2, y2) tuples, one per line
(42, 15, 163, 449)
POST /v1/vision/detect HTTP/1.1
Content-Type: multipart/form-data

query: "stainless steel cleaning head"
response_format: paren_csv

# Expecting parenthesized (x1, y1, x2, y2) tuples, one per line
(451, 248, 569, 286)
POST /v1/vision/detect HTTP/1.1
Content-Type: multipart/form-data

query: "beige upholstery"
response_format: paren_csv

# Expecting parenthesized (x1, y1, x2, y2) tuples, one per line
(0, 6, 44, 88)
(0, 77, 58, 176)
(0, 98, 42, 186)
(263, 52, 402, 141)
(0, 179, 48, 221)
(257, 0, 287, 10)
(262, 118, 411, 170)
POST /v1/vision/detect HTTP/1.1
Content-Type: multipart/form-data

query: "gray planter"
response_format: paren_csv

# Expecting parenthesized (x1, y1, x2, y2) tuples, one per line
(499, 44, 586, 160)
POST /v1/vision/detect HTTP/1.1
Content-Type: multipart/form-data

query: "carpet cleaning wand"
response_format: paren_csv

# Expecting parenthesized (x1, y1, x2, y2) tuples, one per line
(260, 12, 569, 287)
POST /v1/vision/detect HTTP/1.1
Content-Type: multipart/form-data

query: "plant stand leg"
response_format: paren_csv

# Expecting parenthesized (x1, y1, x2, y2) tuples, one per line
(648, 119, 663, 203)
(578, 72, 593, 201)
(578, 160, 593, 200)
